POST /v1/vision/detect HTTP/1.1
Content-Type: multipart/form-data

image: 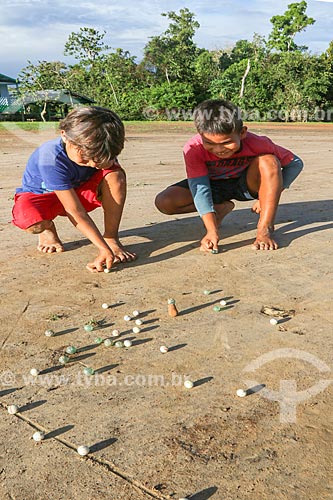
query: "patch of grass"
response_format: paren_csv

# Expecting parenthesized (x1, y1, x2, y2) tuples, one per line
(0, 121, 58, 132)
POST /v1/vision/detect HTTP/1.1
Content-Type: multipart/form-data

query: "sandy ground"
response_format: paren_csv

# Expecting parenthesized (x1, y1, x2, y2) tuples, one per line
(0, 121, 332, 500)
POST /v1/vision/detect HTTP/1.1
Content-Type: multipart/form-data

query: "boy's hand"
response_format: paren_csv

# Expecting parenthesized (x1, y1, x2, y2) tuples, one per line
(252, 227, 278, 250)
(200, 230, 219, 253)
(104, 237, 137, 263)
(86, 249, 114, 273)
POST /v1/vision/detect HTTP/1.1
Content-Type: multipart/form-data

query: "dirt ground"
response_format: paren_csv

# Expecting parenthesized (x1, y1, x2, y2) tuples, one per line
(0, 121, 332, 500)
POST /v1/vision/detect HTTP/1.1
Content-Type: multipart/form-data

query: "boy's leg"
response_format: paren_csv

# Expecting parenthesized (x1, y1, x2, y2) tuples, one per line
(251, 155, 303, 214)
(26, 220, 64, 253)
(155, 183, 235, 239)
(12, 192, 64, 253)
(155, 184, 234, 222)
(99, 170, 136, 263)
(246, 154, 283, 250)
(215, 201, 235, 225)
(155, 185, 196, 214)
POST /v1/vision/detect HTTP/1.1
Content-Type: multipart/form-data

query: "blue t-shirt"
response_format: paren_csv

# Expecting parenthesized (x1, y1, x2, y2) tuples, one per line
(16, 137, 96, 194)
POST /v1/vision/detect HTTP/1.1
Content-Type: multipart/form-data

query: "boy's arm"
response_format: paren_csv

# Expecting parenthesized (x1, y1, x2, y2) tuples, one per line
(54, 188, 114, 272)
(188, 176, 219, 252)
(201, 212, 219, 252)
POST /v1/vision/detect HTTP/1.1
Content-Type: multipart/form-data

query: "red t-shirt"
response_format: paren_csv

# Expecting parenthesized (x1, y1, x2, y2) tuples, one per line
(183, 131, 295, 180)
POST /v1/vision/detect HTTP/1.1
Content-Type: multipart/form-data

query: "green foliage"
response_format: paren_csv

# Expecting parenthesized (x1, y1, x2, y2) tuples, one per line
(143, 8, 200, 83)
(141, 82, 197, 119)
(268, 1, 315, 52)
(64, 27, 109, 64)
(18, 60, 70, 92)
(11, 5, 333, 122)
(210, 51, 330, 121)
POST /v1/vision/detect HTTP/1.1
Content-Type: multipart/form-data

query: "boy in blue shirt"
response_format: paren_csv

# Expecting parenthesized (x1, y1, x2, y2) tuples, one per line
(12, 106, 136, 272)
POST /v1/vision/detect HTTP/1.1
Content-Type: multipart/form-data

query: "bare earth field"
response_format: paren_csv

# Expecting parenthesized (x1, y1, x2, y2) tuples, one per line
(0, 121, 332, 500)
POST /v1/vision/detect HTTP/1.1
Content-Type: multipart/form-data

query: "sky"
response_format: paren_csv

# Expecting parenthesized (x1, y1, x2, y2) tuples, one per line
(1, 0, 332, 79)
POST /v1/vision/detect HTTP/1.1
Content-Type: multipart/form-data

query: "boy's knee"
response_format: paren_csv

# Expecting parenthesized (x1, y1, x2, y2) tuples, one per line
(102, 169, 126, 190)
(258, 154, 281, 171)
(155, 191, 173, 214)
(250, 155, 281, 179)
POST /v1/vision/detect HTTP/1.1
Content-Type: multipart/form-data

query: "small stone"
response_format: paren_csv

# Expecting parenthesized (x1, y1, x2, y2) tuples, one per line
(7, 405, 19, 415)
(160, 345, 169, 353)
(59, 355, 70, 365)
(132, 326, 141, 334)
(104, 339, 113, 347)
(77, 445, 90, 456)
(270, 318, 278, 325)
(84, 324, 94, 332)
(94, 337, 104, 345)
(203, 290, 211, 295)
(184, 380, 194, 389)
(44, 329, 55, 337)
(103, 268, 112, 273)
(115, 341, 123, 348)
(111, 329, 120, 337)
(132, 310, 140, 317)
(213, 305, 221, 312)
(219, 300, 227, 306)
(83, 367, 95, 376)
(101, 303, 109, 309)
(236, 389, 247, 398)
(30, 368, 39, 377)
(32, 431, 45, 442)
(211, 249, 218, 254)
(135, 319, 143, 326)
(123, 315, 131, 322)
(123, 339, 132, 348)
(65, 345, 77, 355)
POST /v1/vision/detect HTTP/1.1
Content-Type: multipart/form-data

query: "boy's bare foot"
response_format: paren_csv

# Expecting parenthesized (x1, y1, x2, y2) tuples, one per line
(252, 227, 278, 250)
(37, 221, 64, 253)
(215, 201, 235, 225)
(104, 237, 137, 263)
(251, 200, 261, 213)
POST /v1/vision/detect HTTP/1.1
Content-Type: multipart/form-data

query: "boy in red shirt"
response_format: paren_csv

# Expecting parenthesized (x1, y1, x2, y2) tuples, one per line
(12, 106, 136, 272)
(155, 99, 303, 251)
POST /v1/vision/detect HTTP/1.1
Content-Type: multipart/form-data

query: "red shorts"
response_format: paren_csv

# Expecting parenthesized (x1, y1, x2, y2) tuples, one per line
(12, 168, 120, 230)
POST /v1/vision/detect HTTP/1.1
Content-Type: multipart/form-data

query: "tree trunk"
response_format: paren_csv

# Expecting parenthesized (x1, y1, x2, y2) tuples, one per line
(105, 73, 119, 105)
(40, 101, 47, 122)
(165, 67, 170, 85)
(239, 59, 251, 99)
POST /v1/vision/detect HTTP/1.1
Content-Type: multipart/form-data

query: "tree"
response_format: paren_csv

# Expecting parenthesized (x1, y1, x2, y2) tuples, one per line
(64, 27, 109, 64)
(193, 49, 220, 100)
(268, 1, 315, 52)
(18, 61, 72, 120)
(322, 41, 333, 108)
(143, 8, 200, 83)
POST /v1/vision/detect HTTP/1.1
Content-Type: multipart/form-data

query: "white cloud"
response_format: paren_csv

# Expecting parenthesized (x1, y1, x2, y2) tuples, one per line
(0, 0, 332, 78)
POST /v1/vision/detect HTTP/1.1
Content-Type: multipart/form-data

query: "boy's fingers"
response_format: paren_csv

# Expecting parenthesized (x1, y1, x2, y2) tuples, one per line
(105, 257, 113, 270)
(86, 263, 98, 273)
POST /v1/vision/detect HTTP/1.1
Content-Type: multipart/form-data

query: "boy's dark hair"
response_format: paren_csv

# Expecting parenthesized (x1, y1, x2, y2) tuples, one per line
(193, 99, 243, 135)
(60, 106, 125, 165)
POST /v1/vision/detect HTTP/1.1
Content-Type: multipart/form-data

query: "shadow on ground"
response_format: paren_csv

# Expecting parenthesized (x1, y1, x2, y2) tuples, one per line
(61, 200, 333, 267)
